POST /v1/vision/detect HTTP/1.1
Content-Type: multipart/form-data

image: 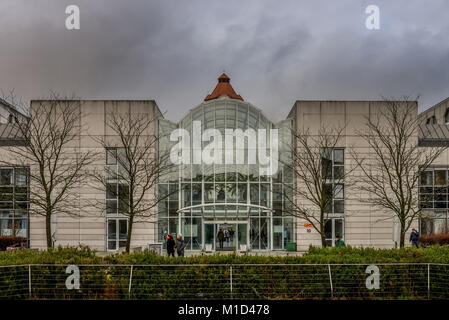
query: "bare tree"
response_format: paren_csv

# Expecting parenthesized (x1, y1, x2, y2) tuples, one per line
(1, 94, 97, 248)
(91, 110, 174, 253)
(352, 97, 446, 247)
(283, 125, 355, 247)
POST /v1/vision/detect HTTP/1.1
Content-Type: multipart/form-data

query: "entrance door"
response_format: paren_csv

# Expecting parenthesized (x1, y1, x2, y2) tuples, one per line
(203, 222, 249, 252)
(216, 223, 237, 251)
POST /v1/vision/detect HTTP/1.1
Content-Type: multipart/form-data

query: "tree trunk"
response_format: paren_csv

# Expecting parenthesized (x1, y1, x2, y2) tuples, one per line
(320, 224, 326, 247)
(399, 228, 405, 248)
(46, 213, 53, 249)
(321, 233, 327, 247)
(126, 215, 134, 254)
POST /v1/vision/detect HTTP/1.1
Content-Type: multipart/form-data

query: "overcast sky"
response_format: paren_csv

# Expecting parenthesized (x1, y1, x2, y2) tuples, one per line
(0, 0, 448, 122)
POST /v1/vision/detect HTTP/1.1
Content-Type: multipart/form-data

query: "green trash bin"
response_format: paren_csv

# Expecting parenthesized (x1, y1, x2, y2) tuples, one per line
(286, 242, 297, 251)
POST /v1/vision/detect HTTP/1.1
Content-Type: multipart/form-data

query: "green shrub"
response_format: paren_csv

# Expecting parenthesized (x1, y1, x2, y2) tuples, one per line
(1, 245, 449, 300)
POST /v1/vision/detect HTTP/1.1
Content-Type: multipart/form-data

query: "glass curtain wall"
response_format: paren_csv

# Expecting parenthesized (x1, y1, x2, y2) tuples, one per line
(157, 100, 294, 251)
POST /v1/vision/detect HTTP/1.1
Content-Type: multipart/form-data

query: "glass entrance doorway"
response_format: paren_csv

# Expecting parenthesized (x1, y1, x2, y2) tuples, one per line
(203, 222, 248, 252)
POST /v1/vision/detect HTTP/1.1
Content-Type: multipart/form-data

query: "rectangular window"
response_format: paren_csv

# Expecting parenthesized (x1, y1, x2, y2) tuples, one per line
(420, 171, 433, 186)
(435, 170, 447, 185)
(118, 184, 130, 213)
(226, 183, 237, 202)
(0, 169, 13, 186)
(324, 218, 344, 247)
(105, 148, 129, 215)
(333, 149, 344, 165)
(260, 184, 269, 207)
(107, 218, 128, 251)
(15, 168, 28, 187)
(323, 183, 333, 213)
(0, 167, 30, 244)
(181, 184, 191, 208)
(321, 148, 345, 215)
(216, 184, 226, 202)
(106, 148, 117, 165)
(334, 184, 344, 199)
(192, 183, 202, 204)
(321, 149, 333, 180)
(250, 184, 259, 205)
(204, 184, 214, 203)
(238, 184, 247, 202)
(419, 169, 449, 210)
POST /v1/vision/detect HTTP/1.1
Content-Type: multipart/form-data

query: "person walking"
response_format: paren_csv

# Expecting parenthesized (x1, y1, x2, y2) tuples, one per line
(224, 228, 229, 246)
(335, 234, 346, 248)
(229, 228, 235, 242)
(166, 234, 175, 257)
(217, 228, 224, 249)
(410, 228, 420, 248)
(175, 233, 186, 257)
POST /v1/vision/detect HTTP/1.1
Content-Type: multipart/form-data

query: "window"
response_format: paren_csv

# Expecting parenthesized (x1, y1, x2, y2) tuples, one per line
(192, 183, 202, 204)
(445, 109, 449, 125)
(0, 169, 13, 186)
(420, 171, 433, 186)
(106, 148, 117, 165)
(0, 167, 29, 242)
(322, 148, 345, 214)
(250, 184, 259, 205)
(107, 218, 128, 250)
(321, 148, 344, 181)
(324, 218, 344, 247)
(426, 116, 437, 125)
(321, 149, 333, 180)
(334, 184, 344, 213)
(105, 148, 129, 214)
(215, 184, 225, 202)
(333, 149, 344, 165)
(435, 170, 447, 185)
(420, 210, 449, 235)
(419, 169, 449, 210)
(7, 114, 16, 124)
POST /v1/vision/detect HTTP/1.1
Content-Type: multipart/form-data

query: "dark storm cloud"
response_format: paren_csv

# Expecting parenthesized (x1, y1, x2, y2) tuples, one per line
(0, 0, 448, 121)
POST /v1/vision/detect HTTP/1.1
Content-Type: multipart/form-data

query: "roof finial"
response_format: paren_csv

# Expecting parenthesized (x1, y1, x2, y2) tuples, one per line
(204, 72, 243, 101)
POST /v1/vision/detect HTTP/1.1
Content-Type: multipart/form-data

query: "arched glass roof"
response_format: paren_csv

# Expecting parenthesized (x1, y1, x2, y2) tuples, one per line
(178, 99, 274, 132)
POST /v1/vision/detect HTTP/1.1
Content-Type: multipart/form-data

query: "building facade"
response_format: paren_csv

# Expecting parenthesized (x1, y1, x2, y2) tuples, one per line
(0, 100, 30, 245)
(0, 74, 447, 252)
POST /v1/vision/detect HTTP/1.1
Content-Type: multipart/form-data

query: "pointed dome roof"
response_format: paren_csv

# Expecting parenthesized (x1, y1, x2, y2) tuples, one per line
(204, 73, 243, 101)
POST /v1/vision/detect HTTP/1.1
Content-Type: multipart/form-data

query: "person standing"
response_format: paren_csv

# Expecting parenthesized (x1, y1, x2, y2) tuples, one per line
(166, 234, 175, 257)
(217, 228, 224, 249)
(410, 228, 420, 248)
(175, 233, 186, 257)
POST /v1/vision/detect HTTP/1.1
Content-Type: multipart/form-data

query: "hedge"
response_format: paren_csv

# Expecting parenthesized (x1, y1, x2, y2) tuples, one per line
(1, 246, 449, 300)
(4, 245, 449, 265)
(419, 234, 449, 246)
